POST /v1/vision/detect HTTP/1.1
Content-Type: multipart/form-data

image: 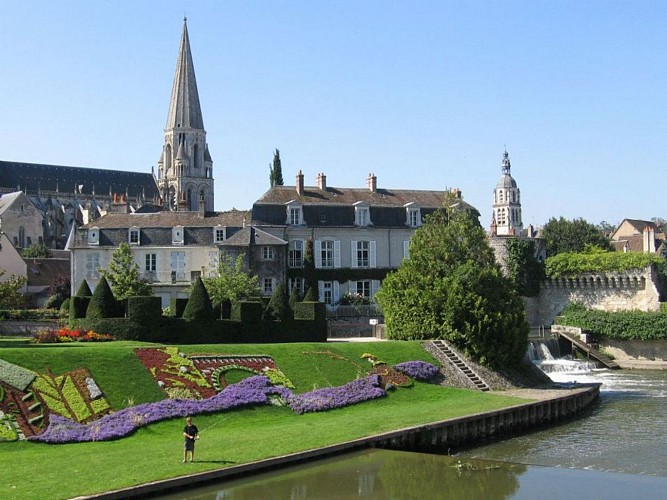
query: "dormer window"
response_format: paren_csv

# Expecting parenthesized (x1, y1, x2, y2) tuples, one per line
(172, 225, 184, 246)
(404, 203, 421, 227)
(213, 225, 226, 243)
(286, 202, 303, 226)
(128, 226, 140, 245)
(354, 203, 371, 226)
(87, 227, 99, 246)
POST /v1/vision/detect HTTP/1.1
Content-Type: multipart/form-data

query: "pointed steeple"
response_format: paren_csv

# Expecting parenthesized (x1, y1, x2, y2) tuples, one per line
(166, 17, 204, 130)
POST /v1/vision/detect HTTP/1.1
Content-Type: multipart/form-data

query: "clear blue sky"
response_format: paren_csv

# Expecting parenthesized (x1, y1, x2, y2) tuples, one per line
(2, 1, 666, 229)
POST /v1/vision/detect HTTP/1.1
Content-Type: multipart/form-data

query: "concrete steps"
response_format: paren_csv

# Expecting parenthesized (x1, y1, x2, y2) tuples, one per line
(431, 340, 491, 391)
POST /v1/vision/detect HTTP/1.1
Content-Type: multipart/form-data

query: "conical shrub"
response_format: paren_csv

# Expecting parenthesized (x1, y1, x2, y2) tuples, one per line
(183, 277, 214, 322)
(86, 276, 117, 319)
(76, 279, 92, 297)
(265, 283, 291, 321)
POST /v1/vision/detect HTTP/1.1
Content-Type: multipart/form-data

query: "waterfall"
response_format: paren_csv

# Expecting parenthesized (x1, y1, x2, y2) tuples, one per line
(527, 339, 599, 377)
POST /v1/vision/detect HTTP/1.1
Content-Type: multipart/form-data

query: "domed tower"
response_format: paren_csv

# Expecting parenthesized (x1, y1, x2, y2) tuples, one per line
(492, 150, 522, 236)
(156, 17, 214, 211)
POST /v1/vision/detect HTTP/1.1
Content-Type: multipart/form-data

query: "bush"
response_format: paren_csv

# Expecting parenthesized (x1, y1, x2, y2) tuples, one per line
(231, 301, 264, 323)
(265, 284, 291, 321)
(76, 280, 93, 297)
(182, 277, 214, 322)
(0, 309, 60, 320)
(303, 286, 318, 302)
(558, 302, 667, 340)
(546, 252, 663, 278)
(127, 297, 163, 323)
(70, 297, 90, 320)
(86, 277, 118, 319)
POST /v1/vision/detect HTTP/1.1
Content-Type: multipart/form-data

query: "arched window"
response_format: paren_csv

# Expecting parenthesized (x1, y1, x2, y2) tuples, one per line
(193, 143, 200, 170)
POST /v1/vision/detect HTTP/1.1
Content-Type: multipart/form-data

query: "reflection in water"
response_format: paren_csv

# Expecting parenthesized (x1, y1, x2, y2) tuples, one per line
(158, 450, 525, 499)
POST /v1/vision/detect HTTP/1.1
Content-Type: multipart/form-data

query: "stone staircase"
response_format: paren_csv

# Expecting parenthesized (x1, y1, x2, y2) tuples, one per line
(431, 340, 491, 392)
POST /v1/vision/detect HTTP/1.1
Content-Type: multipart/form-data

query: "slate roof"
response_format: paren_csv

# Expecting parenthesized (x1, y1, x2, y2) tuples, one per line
(219, 226, 287, 247)
(80, 209, 251, 229)
(25, 258, 70, 288)
(0, 160, 160, 200)
(0, 192, 24, 216)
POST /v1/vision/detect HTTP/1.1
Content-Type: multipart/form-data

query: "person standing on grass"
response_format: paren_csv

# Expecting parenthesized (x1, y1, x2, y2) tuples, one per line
(183, 416, 199, 463)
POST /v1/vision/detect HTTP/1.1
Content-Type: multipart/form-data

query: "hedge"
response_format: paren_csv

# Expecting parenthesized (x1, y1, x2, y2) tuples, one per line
(127, 297, 163, 323)
(0, 309, 60, 321)
(70, 297, 91, 321)
(546, 252, 663, 278)
(557, 303, 667, 340)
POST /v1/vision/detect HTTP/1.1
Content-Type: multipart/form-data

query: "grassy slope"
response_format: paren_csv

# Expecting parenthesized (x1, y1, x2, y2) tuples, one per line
(0, 341, 529, 499)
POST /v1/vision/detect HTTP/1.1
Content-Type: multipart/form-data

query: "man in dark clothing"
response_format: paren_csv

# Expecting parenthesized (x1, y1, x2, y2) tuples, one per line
(183, 416, 199, 463)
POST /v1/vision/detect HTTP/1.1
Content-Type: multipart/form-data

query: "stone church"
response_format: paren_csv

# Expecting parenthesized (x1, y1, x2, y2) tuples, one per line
(0, 17, 214, 249)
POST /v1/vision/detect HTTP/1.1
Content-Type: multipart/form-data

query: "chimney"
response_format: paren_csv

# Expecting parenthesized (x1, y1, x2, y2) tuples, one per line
(450, 188, 462, 199)
(296, 170, 304, 196)
(316, 172, 327, 190)
(366, 173, 377, 192)
(643, 226, 656, 253)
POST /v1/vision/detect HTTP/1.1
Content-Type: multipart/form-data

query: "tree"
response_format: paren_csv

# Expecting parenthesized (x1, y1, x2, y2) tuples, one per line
(269, 149, 284, 187)
(0, 271, 26, 309)
(203, 254, 259, 304)
(505, 238, 544, 297)
(20, 244, 52, 258)
(541, 217, 612, 257)
(44, 273, 71, 309)
(265, 283, 291, 321)
(86, 276, 117, 319)
(99, 243, 152, 300)
(375, 199, 528, 369)
(183, 277, 214, 322)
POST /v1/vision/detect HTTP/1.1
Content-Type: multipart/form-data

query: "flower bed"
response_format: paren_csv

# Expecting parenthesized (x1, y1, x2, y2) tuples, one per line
(32, 328, 114, 344)
(393, 361, 440, 381)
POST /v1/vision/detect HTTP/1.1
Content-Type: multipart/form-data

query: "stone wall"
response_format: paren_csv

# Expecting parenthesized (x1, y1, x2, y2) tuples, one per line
(525, 266, 661, 326)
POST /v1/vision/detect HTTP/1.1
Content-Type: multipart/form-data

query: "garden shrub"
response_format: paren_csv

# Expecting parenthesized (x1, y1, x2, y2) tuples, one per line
(127, 297, 162, 323)
(86, 277, 118, 319)
(231, 301, 264, 323)
(558, 302, 667, 340)
(265, 284, 291, 321)
(183, 277, 214, 322)
(169, 298, 188, 318)
(0, 309, 60, 321)
(76, 279, 92, 297)
(303, 286, 318, 302)
(546, 252, 663, 278)
(69, 297, 90, 321)
(59, 298, 71, 316)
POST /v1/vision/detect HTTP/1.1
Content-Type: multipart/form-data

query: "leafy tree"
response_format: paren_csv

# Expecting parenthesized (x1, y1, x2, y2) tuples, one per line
(0, 270, 27, 309)
(86, 276, 117, 319)
(269, 148, 284, 187)
(203, 254, 259, 304)
(505, 238, 544, 297)
(76, 279, 93, 297)
(541, 217, 612, 257)
(183, 277, 214, 322)
(20, 244, 52, 258)
(99, 243, 152, 300)
(375, 199, 528, 369)
(44, 273, 71, 309)
(265, 283, 291, 321)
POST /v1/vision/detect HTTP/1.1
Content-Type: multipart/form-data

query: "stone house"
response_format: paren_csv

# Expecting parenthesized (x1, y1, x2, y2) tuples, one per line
(610, 219, 665, 254)
(0, 191, 44, 250)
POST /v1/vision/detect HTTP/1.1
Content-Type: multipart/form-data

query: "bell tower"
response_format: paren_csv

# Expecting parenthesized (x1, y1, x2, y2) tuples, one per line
(156, 17, 214, 211)
(492, 150, 522, 236)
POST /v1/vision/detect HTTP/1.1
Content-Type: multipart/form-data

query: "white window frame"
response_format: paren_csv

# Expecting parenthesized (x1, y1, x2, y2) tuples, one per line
(262, 246, 275, 260)
(87, 227, 99, 246)
(351, 240, 376, 268)
(145, 253, 157, 272)
(403, 240, 410, 260)
(286, 202, 303, 226)
(288, 277, 305, 297)
(354, 203, 371, 226)
(318, 280, 340, 306)
(288, 239, 304, 268)
(263, 277, 275, 295)
(353, 280, 371, 298)
(129, 226, 140, 245)
(170, 251, 186, 281)
(86, 253, 100, 279)
(213, 226, 226, 243)
(320, 240, 334, 268)
(172, 225, 184, 246)
(315, 239, 341, 269)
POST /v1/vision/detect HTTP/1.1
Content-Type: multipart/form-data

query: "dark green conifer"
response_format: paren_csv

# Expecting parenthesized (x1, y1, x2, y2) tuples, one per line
(86, 276, 117, 319)
(183, 277, 214, 321)
(76, 279, 92, 297)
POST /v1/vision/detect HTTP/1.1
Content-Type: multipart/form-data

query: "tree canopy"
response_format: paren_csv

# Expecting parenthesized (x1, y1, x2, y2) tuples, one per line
(203, 254, 259, 304)
(99, 243, 152, 300)
(269, 149, 284, 187)
(375, 201, 528, 369)
(541, 217, 612, 257)
(0, 270, 26, 309)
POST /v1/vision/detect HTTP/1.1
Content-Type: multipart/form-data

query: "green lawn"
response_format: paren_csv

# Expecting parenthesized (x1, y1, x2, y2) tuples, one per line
(0, 341, 530, 499)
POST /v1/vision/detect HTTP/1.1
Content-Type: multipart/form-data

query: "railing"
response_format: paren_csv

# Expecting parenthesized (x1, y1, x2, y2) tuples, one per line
(326, 304, 383, 318)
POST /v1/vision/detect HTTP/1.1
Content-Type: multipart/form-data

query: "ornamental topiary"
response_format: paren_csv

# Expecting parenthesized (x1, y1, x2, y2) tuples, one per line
(86, 276, 118, 319)
(303, 286, 318, 302)
(183, 277, 214, 322)
(265, 283, 291, 321)
(76, 279, 92, 297)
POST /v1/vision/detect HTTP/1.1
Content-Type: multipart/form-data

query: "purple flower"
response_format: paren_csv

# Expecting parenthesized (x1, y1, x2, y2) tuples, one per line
(393, 361, 440, 381)
(284, 375, 386, 415)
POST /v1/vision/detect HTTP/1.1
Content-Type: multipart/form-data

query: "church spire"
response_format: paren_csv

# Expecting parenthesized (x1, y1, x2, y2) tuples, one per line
(166, 17, 204, 130)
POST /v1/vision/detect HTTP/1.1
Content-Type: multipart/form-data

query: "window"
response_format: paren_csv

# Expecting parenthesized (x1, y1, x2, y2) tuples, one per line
(287, 205, 303, 225)
(355, 280, 371, 298)
(320, 240, 334, 268)
(213, 226, 226, 243)
(403, 240, 410, 260)
(356, 240, 369, 267)
(172, 226, 184, 245)
(289, 240, 304, 268)
(262, 246, 274, 260)
(170, 251, 186, 281)
(499, 190, 504, 203)
(498, 208, 506, 225)
(288, 277, 304, 297)
(263, 277, 275, 295)
(87, 227, 99, 246)
(408, 209, 420, 227)
(322, 281, 333, 305)
(145, 253, 157, 272)
(208, 251, 218, 277)
(129, 227, 140, 245)
(86, 253, 100, 279)
(355, 205, 371, 226)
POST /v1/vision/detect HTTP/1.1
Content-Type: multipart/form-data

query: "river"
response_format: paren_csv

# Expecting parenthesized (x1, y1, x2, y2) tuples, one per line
(159, 359, 667, 499)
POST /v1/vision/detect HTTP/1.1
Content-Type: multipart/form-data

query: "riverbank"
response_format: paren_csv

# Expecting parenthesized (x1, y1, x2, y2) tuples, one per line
(76, 384, 598, 500)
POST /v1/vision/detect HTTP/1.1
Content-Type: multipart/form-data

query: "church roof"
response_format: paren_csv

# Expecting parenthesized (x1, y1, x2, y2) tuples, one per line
(496, 151, 518, 189)
(166, 18, 204, 131)
(0, 160, 159, 200)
